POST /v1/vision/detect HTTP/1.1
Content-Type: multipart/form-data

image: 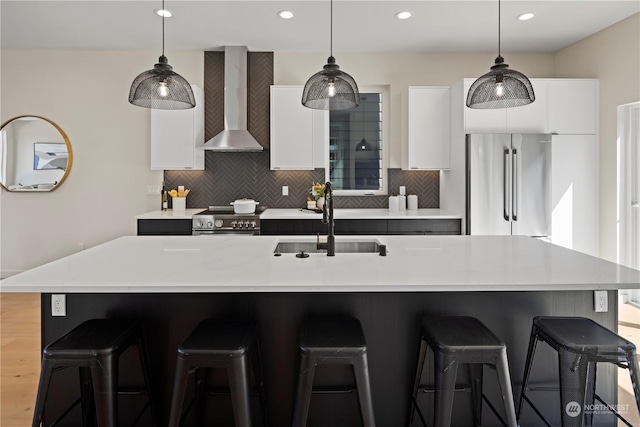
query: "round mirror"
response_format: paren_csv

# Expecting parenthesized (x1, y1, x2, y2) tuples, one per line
(0, 116, 73, 191)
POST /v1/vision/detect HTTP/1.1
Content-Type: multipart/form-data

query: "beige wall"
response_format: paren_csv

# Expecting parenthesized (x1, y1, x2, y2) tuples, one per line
(275, 52, 555, 167)
(554, 13, 640, 262)
(0, 50, 203, 276)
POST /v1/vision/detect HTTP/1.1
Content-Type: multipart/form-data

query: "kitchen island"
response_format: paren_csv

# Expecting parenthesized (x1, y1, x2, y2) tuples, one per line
(2, 235, 638, 426)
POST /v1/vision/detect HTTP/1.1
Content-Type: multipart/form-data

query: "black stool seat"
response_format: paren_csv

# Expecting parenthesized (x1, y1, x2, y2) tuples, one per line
(410, 316, 518, 427)
(292, 317, 375, 427)
(518, 316, 640, 427)
(32, 319, 156, 427)
(299, 317, 367, 356)
(168, 319, 267, 427)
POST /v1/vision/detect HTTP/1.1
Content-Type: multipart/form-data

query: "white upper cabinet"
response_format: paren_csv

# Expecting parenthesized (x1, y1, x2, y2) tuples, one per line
(151, 85, 204, 170)
(462, 78, 548, 133)
(463, 79, 507, 133)
(406, 86, 450, 170)
(548, 79, 598, 134)
(270, 85, 316, 170)
(506, 79, 548, 133)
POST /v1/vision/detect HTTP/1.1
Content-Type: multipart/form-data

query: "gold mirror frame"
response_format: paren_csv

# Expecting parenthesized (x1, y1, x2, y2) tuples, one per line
(0, 115, 73, 192)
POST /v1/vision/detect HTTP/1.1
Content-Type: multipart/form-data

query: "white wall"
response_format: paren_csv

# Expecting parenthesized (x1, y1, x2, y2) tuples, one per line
(0, 50, 203, 277)
(554, 13, 640, 262)
(275, 52, 555, 169)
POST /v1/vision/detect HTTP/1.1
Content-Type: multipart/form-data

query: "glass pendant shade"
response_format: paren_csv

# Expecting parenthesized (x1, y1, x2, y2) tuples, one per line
(302, 56, 360, 110)
(129, 55, 195, 109)
(466, 56, 535, 109)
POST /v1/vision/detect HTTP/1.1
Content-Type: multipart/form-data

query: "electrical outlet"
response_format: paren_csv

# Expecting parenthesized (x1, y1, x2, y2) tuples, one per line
(282, 186, 289, 196)
(147, 185, 161, 195)
(399, 186, 406, 196)
(52, 294, 66, 317)
(594, 290, 608, 312)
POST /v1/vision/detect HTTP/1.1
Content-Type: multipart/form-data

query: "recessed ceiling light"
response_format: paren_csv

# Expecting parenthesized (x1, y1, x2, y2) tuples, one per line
(278, 10, 294, 19)
(395, 11, 413, 20)
(517, 13, 535, 21)
(155, 9, 173, 18)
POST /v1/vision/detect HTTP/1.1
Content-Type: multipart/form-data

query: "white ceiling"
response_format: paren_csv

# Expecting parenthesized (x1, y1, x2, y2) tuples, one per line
(1, 1, 638, 53)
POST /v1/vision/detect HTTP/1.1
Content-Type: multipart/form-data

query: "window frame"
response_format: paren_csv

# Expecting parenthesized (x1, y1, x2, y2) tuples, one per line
(324, 85, 390, 196)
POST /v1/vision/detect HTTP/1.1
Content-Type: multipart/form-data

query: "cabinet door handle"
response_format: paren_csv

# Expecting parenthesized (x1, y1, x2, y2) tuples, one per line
(512, 149, 518, 221)
(504, 149, 510, 221)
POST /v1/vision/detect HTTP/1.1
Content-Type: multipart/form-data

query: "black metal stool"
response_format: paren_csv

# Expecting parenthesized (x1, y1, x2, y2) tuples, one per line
(517, 316, 640, 427)
(32, 319, 156, 427)
(168, 319, 267, 427)
(409, 316, 518, 427)
(292, 316, 375, 427)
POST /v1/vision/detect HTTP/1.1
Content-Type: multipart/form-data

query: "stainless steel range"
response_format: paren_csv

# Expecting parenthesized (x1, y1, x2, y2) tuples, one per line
(192, 206, 264, 235)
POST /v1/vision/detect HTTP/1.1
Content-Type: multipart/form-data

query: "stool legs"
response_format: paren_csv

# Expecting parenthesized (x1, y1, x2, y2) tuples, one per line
(627, 347, 640, 416)
(517, 325, 540, 420)
(168, 357, 190, 427)
(467, 364, 483, 427)
(228, 356, 252, 427)
(91, 355, 118, 427)
(32, 358, 55, 427)
(291, 353, 316, 427)
(79, 367, 96, 427)
(409, 336, 428, 425)
(433, 352, 459, 427)
(494, 350, 518, 427)
(353, 355, 375, 427)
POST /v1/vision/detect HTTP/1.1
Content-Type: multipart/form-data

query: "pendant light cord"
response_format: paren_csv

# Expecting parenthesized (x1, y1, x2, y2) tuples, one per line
(162, 0, 165, 56)
(330, 0, 333, 57)
(498, 0, 501, 57)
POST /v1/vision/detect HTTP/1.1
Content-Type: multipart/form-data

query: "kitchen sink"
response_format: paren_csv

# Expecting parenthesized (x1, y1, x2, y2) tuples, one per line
(273, 240, 382, 254)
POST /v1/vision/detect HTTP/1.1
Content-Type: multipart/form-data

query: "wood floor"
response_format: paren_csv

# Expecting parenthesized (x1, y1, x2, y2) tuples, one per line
(0, 293, 638, 426)
(1, 293, 40, 427)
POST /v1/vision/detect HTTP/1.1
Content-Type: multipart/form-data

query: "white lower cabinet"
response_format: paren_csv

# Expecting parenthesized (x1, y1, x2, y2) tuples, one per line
(151, 85, 204, 170)
(406, 86, 450, 170)
(270, 85, 319, 170)
(551, 134, 598, 256)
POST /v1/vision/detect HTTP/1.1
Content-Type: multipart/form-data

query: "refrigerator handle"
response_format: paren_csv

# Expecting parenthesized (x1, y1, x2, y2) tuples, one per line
(504, 149, 510, 221)
(512, 149, 518, 221)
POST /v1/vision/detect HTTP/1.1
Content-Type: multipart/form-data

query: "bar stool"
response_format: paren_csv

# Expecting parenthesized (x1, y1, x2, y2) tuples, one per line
(409, 316, 518, 427)
(32, 319, 156, 427)
(168, 319, 267, 427)
(292, 316, 375, 427)
(518, 316, 640, 427)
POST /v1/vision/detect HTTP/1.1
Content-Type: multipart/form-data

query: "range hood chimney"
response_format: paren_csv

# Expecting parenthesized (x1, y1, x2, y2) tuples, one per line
(201, 46, 263, 151)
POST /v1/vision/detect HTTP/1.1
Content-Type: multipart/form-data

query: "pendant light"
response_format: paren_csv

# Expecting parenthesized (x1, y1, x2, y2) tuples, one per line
(128, 0, 195, 110)
(466, 0, 535, 109)
(301, 0, 360, 110)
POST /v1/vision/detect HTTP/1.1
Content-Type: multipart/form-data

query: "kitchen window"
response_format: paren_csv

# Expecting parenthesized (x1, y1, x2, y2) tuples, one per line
(325, 85, 389, 195)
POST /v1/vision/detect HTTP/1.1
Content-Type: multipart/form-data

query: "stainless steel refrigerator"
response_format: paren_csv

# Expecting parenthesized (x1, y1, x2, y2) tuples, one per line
(466, 133, 552, 236)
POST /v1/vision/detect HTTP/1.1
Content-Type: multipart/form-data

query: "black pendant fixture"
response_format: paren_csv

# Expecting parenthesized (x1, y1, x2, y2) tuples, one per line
(129, 0, 195, 110)
(466, 0, 535, 109)
(301, 0, 360, 110)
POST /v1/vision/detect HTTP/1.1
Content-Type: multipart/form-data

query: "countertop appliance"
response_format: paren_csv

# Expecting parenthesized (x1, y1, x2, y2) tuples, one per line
(192, 206, 264, 235)
(466, 133, 552, 237)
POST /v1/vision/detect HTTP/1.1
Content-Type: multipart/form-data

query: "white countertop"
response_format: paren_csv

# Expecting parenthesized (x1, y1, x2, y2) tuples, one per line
(136, 209, 205, 219)
(2, 235, 638, 293)
(260, 208, 461, 220)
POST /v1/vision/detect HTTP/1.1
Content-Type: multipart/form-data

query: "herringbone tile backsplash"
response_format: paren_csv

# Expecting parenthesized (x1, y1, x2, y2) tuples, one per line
(165, 51, 439, 210)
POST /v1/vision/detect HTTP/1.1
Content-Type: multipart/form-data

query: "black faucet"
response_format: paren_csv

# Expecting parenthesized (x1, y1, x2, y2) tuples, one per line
(322, 181, 335, 256)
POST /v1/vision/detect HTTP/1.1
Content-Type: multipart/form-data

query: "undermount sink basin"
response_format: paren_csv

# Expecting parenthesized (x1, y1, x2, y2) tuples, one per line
(274, 240, 382, 254)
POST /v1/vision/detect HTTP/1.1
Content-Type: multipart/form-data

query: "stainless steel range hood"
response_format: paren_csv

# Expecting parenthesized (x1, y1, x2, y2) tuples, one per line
(201, 46, 263, 152)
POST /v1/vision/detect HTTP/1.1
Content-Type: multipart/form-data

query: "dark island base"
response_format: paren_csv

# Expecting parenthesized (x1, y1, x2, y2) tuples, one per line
(41, 291, 619, 427)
